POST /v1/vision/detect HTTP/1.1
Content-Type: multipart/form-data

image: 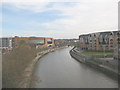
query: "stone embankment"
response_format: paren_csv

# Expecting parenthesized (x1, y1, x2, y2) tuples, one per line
(70, 47, 120, 79)
(19, 46, 67, 88)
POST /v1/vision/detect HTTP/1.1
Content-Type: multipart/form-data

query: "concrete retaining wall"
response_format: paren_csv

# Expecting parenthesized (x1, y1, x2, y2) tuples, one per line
(70, 48, 119, 80)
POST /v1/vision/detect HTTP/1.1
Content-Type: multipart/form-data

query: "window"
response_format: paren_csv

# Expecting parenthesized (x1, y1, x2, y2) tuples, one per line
(110, 33, 113, 39)
(47, 39, 52, 44)
(29, 39, 45, 45)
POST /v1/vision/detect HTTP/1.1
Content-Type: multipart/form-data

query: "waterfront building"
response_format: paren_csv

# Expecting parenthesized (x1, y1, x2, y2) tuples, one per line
(79, 31, 120, 52)
(14, 36, 54, 48)
(0, 36, 54, 50)
(113, 31, 120, 60)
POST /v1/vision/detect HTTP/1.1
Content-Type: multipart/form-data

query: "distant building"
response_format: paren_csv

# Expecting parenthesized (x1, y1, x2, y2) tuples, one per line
(0, 37, 14, 49)
(0, 36, 54, 50)
(73, 39, 79, 42)
(79, 31, 120, 52)
(14, 36, 54, 48)
(113, 31, 120, 60)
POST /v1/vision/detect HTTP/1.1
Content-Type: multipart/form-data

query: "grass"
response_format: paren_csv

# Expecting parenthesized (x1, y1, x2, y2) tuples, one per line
(82, 51, 113, 56)
(87, 60, 100, 65)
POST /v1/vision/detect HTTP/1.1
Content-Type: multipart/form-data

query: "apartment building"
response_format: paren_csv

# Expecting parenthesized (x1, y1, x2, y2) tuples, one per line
(0, 37, 14, 49)
(79, 31, 120, 52)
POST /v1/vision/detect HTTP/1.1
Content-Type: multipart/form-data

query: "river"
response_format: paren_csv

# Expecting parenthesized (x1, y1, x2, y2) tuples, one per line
(30, 47, 118, 88)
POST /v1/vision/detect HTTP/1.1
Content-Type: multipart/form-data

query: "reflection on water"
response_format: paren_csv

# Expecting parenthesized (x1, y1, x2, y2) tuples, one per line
(30, 47, 118, 88)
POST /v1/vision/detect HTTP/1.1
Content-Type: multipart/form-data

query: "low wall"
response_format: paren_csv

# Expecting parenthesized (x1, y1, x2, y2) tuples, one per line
(19, 46, 67, 88)
(70, 48, 119, 80)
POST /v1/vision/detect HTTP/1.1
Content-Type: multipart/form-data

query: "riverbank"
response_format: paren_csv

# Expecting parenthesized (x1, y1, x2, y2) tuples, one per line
(2, 42, 37, 88)
(70, 47, 119, 80)
(19, 46, 67, 88)
(30, 47, 118, 88)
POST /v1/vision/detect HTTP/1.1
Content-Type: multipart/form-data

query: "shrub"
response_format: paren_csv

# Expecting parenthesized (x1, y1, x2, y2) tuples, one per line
(2, 40, 37, 88)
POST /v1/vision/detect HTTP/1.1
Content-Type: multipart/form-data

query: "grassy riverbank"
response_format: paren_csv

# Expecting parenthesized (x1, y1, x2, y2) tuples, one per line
(70, 48, 118, 80)
(2, 41, 37, 88)
(82, 51, 113, 56)
(2, 40, 67, 88)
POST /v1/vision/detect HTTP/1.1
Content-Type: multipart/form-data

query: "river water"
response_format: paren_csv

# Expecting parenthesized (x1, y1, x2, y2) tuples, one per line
(30, 47, 118, 88)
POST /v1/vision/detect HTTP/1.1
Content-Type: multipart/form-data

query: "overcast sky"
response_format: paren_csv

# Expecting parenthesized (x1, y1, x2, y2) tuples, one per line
(1, 0, 119, 39)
